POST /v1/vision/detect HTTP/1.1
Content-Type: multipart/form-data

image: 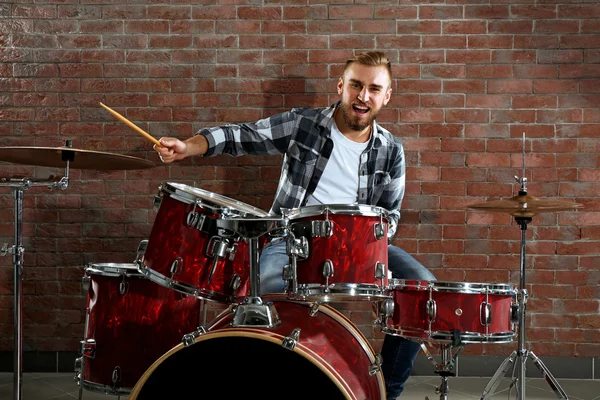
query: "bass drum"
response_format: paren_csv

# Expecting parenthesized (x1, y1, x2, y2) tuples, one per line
(129, 296, 385, 400)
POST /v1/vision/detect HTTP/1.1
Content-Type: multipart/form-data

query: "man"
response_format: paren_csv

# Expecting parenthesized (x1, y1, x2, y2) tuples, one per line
(154, 51, 435, 399)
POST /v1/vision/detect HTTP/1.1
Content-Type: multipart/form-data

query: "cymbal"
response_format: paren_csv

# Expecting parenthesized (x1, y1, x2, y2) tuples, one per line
(0, 146, 155, 170)
(468, 194, 583, 217)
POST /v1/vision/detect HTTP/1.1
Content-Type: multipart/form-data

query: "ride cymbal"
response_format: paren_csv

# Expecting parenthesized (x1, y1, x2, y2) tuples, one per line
(468, 194, 583, 217)
(0, 146, 155, 170)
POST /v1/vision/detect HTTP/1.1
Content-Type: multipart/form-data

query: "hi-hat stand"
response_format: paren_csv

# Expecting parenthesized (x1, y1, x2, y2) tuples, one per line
(479, 176, 568, 400)
(1, 172, 70, 400)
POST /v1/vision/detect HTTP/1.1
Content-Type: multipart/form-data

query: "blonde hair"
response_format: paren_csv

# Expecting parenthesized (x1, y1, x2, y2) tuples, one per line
(342, 51, 392, 81)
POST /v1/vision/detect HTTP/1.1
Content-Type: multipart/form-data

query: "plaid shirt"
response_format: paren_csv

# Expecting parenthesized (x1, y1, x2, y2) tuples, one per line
(196, 101, 405, 236)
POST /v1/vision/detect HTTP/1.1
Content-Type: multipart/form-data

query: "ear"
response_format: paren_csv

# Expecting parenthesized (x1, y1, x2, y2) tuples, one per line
(383, 87, 392, 106)
(337, 78, 343, 95)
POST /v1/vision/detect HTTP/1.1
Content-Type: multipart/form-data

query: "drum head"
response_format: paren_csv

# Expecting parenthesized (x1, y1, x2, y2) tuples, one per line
(131, 336, 348, 400)
(284, 203, 389, 220)
(163, 182, 269, 217)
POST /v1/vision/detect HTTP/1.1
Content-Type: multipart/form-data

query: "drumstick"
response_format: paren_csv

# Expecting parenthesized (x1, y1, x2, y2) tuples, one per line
(99, 102, 162, 147)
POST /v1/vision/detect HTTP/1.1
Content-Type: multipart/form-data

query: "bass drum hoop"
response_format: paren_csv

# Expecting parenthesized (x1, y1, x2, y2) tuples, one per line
(130, 331, 357, 399)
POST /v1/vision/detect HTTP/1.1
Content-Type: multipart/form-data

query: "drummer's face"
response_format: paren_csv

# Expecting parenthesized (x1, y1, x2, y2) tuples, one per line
(337, 64, 392, 132)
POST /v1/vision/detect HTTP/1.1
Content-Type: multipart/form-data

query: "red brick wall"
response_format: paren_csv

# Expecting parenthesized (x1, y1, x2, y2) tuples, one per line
(1, 1, 599, 360)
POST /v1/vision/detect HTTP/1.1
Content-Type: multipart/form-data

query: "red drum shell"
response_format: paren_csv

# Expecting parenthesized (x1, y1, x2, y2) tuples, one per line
(81, 263, 200, 394)
(129, 297, 385, 400)
(383, 280, 516, 344)
(141, 182, 267, 303)
(287, 205, 389, 302)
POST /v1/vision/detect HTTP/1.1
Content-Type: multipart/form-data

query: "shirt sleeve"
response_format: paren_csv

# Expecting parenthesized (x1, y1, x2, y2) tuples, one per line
(195, 111, 299, 157)
(383, 138, 405, 238)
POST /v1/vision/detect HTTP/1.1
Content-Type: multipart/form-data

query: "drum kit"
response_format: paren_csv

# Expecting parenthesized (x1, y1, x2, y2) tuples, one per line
(0, 138, 582, 400)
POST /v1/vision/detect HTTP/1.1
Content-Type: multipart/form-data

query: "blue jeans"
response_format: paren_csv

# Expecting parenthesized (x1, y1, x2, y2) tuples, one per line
(259, 240, 436, 399)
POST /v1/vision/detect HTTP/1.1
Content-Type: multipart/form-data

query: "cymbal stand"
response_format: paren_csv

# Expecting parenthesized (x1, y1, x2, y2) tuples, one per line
(480, 176, 568, 400)
(1, 164, 70, 400)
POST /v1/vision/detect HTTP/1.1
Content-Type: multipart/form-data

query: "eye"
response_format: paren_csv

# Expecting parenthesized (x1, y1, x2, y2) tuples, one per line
(350, 82, 360, 89)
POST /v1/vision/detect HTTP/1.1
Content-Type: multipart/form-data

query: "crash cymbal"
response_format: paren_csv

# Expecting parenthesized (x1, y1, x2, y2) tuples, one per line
(0, 146, 155, 170)
(468, 194, 583, 218)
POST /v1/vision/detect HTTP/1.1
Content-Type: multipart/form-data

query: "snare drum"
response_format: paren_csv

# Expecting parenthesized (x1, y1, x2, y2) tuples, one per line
(284, 204, 389, 302)
(139, 182, 269, 303)
(380, 280, 517, 344)
(76, 263, 201, 395)
(128, 295, 385, 400)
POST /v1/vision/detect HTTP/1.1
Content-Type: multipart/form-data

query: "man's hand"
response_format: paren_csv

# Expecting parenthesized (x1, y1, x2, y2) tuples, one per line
(154, 135, 208, 164)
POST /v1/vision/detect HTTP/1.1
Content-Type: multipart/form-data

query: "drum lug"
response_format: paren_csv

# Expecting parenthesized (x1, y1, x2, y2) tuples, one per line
(182, 326, 207, 347)
(374, 222, 385, 240)
(377, 298, 395, 324)
(79, 339, 96, 359)
(311, 220, 333, 238)
(73, 356, 82, 374)
(111, 366, 121, 389)
(374, 262, 386, 288)
(152, 193, 163, 210)
(309, 303, 320, 317)
(480, 302, 492, 326)
(230, 274, 241, 291)
(135, 239, 148, 263)
(369, 354, 383, 376)
(170, 257, 182, 277)
(81, 275, 90, 292)
(282, 328, 301, 351)
(322, 260, 334, 290)
(227, 242, 238, 261)
(118, 278, 129, 295)
(186, 210, 206, 230)
(511, 302, 520, 324)
(426, 299, 437, 323)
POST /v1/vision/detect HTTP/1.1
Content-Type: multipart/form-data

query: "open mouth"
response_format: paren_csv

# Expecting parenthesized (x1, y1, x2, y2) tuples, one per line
(352, 103, 370, 116)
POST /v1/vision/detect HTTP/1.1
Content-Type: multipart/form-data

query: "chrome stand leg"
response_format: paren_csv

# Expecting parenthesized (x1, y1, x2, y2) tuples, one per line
(12, 188, 24, 400)
(481, 216, 568, 400)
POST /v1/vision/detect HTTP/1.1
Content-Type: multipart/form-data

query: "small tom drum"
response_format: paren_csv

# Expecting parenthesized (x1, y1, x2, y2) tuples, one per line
(380, 279, 518, 344)
(139, 182, 268, 303)
(284, 204, 390, 302)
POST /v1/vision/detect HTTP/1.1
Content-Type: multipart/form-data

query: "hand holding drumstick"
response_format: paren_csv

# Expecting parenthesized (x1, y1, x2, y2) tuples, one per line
(99, 102, 208, 164)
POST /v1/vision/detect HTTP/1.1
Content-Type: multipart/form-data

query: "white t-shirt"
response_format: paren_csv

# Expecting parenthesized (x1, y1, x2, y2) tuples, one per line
(305, 121, 369, 206)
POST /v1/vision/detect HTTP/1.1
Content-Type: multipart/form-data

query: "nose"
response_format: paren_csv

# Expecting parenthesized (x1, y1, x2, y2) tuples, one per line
(358, 87, 369, 103)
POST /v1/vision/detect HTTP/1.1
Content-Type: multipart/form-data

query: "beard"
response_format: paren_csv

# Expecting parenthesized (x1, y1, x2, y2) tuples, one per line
(339, 100, 381, 132)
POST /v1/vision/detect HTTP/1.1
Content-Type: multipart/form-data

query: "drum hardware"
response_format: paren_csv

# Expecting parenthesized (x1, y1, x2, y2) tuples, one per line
(468, 133, 581, 400)
(215, 215, 289, 327)
(374, 213, 386, 240)
(374, 262, 386, 288)
(281, 328, 301, 350)
(322, 259, 334, 290)
(419, 340, 464, 400)
(206, 236, 237, 284)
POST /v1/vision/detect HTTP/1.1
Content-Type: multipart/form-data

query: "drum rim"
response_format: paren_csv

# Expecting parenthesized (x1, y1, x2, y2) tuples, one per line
(85, 263, 142, 278)
(163, 182, 269, 217)
(283, 203, 390, 220)
(388, 279, 516, 294)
